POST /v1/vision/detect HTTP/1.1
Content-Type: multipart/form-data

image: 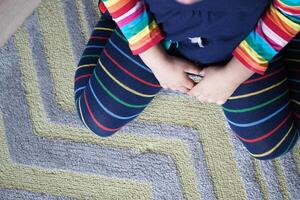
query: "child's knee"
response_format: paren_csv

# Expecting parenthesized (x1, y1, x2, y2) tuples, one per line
(74, 96, 120, 138)
(240, 128, 299, 161)
(79, 112, 119, 138)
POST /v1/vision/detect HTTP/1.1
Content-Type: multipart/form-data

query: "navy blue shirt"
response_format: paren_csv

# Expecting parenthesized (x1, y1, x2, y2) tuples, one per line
(144, 0, 272, 66)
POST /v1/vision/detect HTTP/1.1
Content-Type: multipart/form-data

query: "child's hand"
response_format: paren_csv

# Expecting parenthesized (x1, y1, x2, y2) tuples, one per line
(187, 57, 255, 105)
(151, 55, 203, 93)
(139, 43, 203, 93)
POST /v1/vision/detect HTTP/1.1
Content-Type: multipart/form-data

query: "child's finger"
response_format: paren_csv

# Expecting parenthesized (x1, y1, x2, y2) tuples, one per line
(187, 81, 201, 96)
(182, 75, 197, 89)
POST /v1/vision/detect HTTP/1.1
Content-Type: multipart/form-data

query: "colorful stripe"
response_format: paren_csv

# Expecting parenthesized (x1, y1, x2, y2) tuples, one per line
(222, 90, 289, 113)
(233, 0, 300, 75)
(98, 59, 157, 98)
(77, 95, 92, 132)
(103, 48, 161, 87)
(242, 65, 284, 84)
(237, 112, 292, 143)
(248, 124, 295, 158)
(98, 0, 164, 55)
(108, 37, 154, 73)
(228, 78, 287, 100)
(93, 70, 149, 108)
(88, 79, 140, 120)
(75, 74, 92, 82)
(83, 90, 121, 132)
(225, 101, 290, 127)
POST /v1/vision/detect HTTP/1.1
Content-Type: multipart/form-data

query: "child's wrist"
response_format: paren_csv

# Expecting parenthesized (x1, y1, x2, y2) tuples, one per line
(225, 56, 255, 85)
(139, 43, 170, 70)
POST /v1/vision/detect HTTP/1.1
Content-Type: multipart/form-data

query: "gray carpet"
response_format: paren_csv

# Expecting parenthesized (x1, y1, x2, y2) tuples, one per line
(0, 0, 299, 199)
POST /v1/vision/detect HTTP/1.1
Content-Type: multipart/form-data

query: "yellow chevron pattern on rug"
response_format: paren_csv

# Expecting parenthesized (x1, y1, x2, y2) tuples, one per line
(0, 0, 299, 200)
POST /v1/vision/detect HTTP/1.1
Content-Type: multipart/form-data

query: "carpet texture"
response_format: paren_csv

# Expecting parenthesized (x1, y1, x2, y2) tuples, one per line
(0, 0, 299, 199)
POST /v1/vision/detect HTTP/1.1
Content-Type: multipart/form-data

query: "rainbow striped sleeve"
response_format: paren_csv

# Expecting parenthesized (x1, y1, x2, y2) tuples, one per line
(99, 0, 165, 55)
(232, 0, 300, 75)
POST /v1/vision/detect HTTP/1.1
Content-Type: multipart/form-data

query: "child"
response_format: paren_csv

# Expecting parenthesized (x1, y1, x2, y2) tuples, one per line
(74, 0, 300, 160)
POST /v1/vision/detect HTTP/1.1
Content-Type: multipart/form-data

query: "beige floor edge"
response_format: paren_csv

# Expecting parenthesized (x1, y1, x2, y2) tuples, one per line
(0, 0, 41, 47)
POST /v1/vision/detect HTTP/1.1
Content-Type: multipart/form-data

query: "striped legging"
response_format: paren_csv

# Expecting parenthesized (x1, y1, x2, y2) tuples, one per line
(74, 14, 300, 160)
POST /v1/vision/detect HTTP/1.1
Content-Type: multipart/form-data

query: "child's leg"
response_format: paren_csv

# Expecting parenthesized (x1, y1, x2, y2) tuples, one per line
(221, 52, 299, 160)
(74, 12, 115, 102)
(283, 32, 300, 130)
(74, 20, 162, 137)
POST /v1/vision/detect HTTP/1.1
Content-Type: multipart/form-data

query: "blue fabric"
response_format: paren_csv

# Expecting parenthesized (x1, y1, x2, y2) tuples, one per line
(144, 0, 272, 65)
